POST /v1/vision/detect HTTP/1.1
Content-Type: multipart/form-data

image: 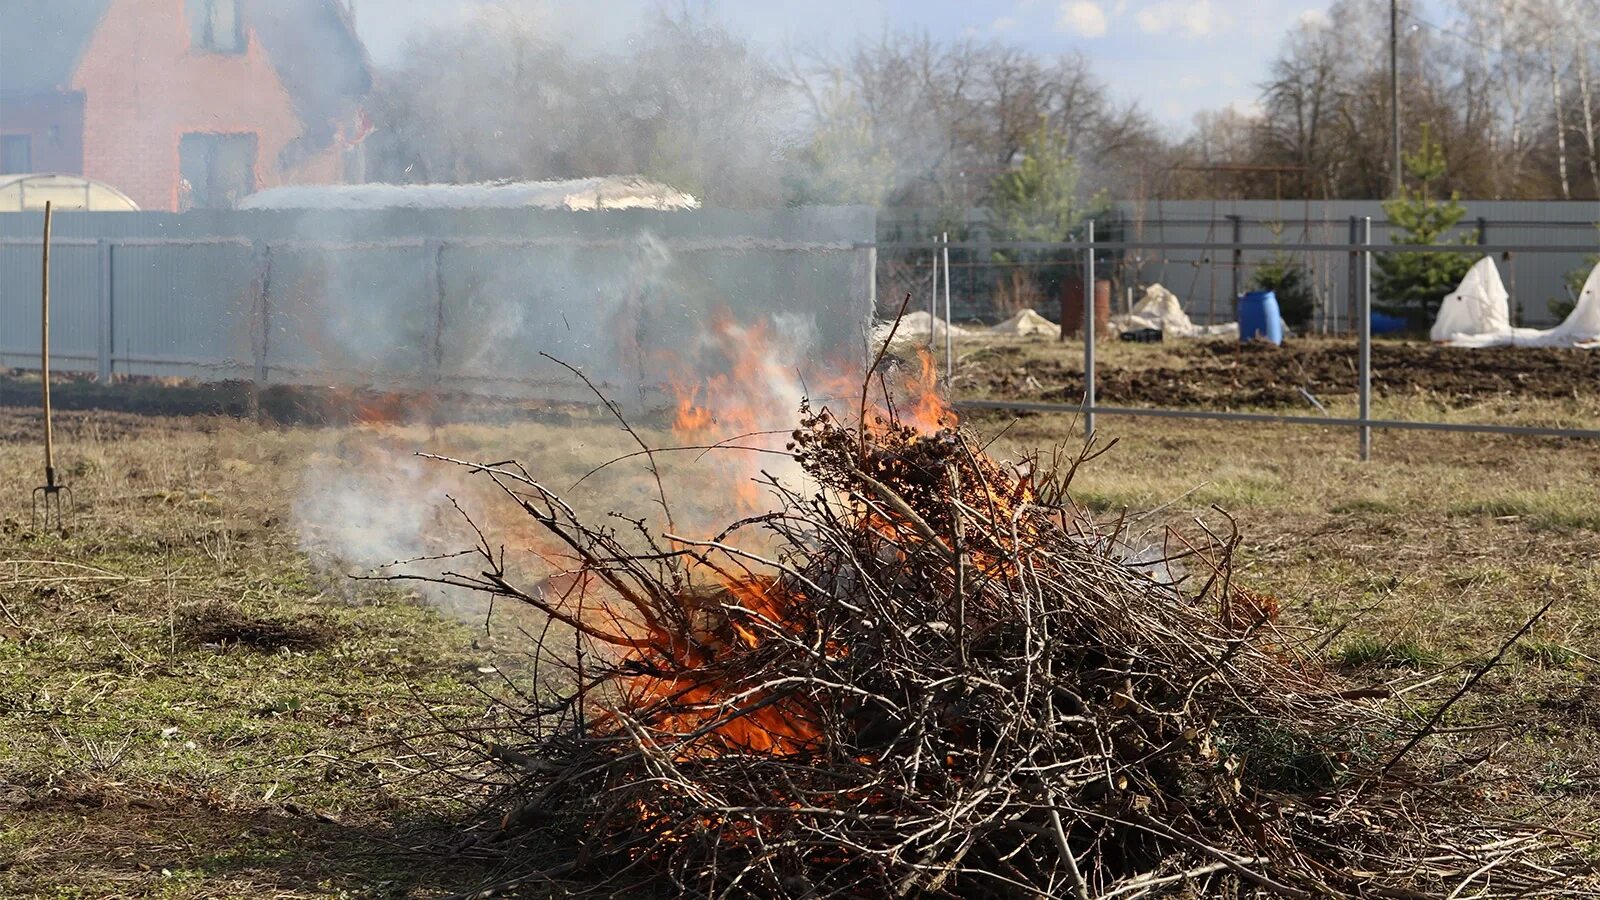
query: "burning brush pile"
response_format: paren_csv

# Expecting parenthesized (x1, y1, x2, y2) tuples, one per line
(408, 391, 1591, 898)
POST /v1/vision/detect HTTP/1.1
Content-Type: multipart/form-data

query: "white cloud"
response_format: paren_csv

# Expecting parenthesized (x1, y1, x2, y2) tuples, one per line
(1297, 7, 1330, 28)
(992, 15, 1019, 32)
(1057, 1, 1110, 37)
(1134, 0, 1227, 38)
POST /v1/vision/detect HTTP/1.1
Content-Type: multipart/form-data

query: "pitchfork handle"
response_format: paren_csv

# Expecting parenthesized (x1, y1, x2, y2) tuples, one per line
(41, 201, 53, 477)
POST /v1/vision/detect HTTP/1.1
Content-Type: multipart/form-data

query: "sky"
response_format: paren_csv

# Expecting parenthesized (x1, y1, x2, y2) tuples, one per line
(350, 0, 1447, 133)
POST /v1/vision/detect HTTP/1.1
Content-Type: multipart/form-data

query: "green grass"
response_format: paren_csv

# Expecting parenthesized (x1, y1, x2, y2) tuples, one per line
(1330, 497, 1402, 516)
(1517, 640, 1583, 670)
(1448, 493, 1600, 532)
(1333, 635, 1444, 670)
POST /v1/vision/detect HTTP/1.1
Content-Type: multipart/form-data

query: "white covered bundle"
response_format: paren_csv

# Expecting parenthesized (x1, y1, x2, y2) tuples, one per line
(1431, 256, 1600, 348)
(1116, 284, 1239, 339)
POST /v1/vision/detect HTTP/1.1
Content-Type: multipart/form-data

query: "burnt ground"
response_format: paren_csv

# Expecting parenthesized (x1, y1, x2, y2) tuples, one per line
(0, 372, 643, 428)
(958, 338, 1600, 408)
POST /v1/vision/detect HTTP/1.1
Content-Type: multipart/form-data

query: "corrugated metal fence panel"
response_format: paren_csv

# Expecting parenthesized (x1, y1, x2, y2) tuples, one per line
(113, 241, 256, 378)
(0, 241, 100, 371)
(878, 200, 1599, 327)
(265, 243, 435, 389)
(439, 242, 653, 400)
(1120, 200, 1600, 328)
(0, 206, 871, 399)
(436, 241, 873, 402)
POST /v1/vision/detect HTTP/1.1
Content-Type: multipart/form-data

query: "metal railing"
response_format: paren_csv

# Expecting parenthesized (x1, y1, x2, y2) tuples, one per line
(884, 224, 1600, 461)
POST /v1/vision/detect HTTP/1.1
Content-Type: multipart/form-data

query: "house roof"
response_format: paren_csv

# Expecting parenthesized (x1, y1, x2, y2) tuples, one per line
(0, 0, 110, 98)
(242, 0, 372, 148)
(238, 178, 704, 212)
(1, 0, 371, 149)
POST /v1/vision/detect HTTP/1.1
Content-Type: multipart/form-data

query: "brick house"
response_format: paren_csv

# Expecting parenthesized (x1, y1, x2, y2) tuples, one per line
(0, 0, 371, 211)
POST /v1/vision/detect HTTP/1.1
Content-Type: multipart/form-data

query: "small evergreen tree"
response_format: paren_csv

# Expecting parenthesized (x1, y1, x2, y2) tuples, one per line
(989, 125, 1096, 243)
(986, 122, 1107, 313)
(1373, 126, 1476, 325)
(1250, 254, 1316, 328)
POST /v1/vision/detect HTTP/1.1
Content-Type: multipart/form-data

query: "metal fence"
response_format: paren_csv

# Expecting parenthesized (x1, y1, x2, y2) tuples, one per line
(887, 226, 1600, 460)
(880, 200, 1600, 327)
(0, 208, 877, 407)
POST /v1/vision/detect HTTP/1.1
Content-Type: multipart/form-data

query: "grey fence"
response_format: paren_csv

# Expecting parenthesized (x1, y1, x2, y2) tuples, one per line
(888, 229, 1600, 460)
(881, 200, 1600, 327)
(1121, 199, 1600, 330)
(0, 207, 877, 406)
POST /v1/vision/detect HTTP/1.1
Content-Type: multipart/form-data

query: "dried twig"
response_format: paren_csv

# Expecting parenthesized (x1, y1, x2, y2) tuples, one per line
(379, 393, 1590, 900)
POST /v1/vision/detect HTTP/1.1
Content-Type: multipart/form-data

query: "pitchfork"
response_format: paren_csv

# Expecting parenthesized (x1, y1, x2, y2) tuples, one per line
(32, 201, 71, 531)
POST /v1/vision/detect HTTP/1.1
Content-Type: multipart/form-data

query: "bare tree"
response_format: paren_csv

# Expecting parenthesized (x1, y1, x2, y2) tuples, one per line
(365, 5, 793, 205)
(785, 33, 1158, 209)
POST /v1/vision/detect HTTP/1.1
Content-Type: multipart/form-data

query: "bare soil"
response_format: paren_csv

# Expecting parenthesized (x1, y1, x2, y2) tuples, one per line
(960, 338, 1600, 408)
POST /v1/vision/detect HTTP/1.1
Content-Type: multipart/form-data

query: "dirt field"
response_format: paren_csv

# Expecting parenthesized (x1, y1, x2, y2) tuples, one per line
(957, 335, 1600, 409)
(1, 373, 1598, 896)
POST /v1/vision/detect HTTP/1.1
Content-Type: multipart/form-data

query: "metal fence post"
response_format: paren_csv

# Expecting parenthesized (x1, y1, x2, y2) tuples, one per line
(942, 232, 953, 386)
(1084, 221, 1097, 442)
(854, 242, 877, 362)
(96, 240, 112, 382)
(251, 242, 272, 423)
(861, 242, 878, 313)
(426, 238, 446, 389)
(1359, 218, 1373, 461)
(1347, 216, 1359, 333)
(1228, 214, 1243, 313)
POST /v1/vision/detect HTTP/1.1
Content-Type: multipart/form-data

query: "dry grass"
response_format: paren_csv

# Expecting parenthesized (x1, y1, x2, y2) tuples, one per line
(0, 411, 552, 898)
(978, 397, 1600, 837)
(1, 354, 1598, 895)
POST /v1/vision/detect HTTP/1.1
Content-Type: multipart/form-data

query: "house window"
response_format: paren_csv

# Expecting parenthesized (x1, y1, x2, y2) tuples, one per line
(1, 135, 32, 174)
(187, 0, 245, 54)
(179, 133, 257, 210)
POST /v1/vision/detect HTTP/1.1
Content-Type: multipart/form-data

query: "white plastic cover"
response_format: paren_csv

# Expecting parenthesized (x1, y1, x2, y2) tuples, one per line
(1430, 256, 1511, 343)
(1538, 262, 1600, 346)
(1115, 284, 1239, 339)
(1435, 257, 1600, 349)
(874, 311, 972, 346)
(990, 309, 1061, 338)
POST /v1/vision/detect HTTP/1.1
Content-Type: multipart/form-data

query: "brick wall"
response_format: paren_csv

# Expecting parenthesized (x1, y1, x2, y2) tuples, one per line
(71, 0, 344, 211)
(0, 92, 86, 175)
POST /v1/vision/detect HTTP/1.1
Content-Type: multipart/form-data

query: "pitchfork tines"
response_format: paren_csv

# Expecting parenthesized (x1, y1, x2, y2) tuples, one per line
(32, 466, 71, 532)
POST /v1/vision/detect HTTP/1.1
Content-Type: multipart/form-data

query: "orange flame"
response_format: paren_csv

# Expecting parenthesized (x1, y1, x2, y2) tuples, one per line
(898, 348, 956, 434)
(663, 311, 959, 524)
(615, 575, 821, 756)
(566, 311, 970, 760)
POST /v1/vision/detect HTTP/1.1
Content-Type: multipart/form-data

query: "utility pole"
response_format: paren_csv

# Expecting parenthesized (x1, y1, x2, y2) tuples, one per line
(1390, 0, 1402, 196)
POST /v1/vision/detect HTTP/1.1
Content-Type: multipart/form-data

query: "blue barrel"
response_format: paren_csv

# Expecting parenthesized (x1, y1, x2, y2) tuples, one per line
(1238, 291, 1284, 345)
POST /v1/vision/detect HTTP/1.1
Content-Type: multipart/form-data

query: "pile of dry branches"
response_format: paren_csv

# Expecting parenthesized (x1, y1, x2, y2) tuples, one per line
(406, 406, 1593, 899)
